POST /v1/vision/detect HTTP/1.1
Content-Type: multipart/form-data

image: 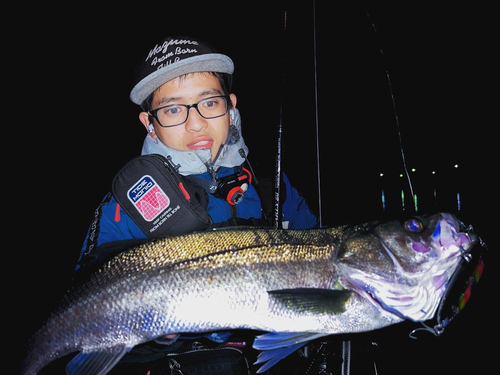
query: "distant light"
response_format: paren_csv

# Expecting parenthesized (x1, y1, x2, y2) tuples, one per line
(411, 168, 416, 172)
(454, 164, 459, 168)
(432, 171, 436, 175)
(399, 174, 403, 178)
(379, 173, 384, 177)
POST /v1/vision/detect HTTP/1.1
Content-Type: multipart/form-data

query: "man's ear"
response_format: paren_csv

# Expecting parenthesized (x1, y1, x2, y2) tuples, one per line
(229, 94, 237, 125)
(139, 112, 156, 138)
(229, 93, 237, 109)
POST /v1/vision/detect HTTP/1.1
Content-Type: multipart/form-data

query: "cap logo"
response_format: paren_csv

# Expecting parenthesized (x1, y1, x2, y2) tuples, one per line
(146, 39, 200, 70)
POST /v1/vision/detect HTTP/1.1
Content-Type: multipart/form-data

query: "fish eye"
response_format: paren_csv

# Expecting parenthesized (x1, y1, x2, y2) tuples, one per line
(404, 218, 424, 233)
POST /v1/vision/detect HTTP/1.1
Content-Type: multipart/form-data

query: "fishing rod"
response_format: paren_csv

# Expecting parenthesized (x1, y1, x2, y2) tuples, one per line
(309, 7, 416, 225)
(312, 0, 323, 227)
(365, 10, 415, 202)
(274, 10, 287, 229)
(279, 8, 413, 227)
(275, 6, 323, 228)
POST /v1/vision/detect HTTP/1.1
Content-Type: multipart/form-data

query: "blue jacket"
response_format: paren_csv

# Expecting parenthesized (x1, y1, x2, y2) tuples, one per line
(77, 167, 318, 269)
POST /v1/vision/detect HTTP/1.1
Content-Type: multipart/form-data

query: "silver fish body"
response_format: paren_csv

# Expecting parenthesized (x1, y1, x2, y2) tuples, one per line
(20, 212, 478, 374)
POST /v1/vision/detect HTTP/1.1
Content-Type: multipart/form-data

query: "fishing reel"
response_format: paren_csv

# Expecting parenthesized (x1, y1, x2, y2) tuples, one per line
(213, 167, 252, 205)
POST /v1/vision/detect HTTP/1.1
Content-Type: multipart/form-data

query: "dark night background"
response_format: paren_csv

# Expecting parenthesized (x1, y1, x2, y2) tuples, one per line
(15, 3, 494, 374)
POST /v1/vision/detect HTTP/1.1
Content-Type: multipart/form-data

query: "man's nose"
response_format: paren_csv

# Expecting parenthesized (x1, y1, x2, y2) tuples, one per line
(185, 107, 208, 132)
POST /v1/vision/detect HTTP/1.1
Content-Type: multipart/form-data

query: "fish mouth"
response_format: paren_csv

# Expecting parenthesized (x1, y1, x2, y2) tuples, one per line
(338, 213, 478, 322)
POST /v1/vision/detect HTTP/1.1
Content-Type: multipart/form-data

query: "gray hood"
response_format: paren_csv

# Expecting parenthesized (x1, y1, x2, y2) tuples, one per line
(141, 108, 249, 176)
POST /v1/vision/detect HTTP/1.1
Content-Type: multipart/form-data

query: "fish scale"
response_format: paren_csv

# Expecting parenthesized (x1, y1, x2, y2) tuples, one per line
(20, 213, 478, 374)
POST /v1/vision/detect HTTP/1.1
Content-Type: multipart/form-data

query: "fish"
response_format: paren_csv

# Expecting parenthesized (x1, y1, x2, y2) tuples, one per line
(20, 212, 478, 374)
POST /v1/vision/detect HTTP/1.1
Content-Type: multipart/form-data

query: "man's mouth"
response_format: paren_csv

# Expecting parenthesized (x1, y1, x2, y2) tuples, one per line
(188, 139, 213, 150)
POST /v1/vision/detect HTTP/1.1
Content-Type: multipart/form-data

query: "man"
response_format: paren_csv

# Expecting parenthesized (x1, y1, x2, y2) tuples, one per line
(77, 36, 317, 267)
(75, 35, 318, 374)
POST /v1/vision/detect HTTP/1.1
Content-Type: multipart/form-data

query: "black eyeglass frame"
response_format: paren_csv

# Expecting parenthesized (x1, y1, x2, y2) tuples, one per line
(148, 95, 230, 128)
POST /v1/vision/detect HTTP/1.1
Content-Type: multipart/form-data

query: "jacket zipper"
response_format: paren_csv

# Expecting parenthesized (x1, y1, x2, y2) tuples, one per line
(341, 340, 351, 375)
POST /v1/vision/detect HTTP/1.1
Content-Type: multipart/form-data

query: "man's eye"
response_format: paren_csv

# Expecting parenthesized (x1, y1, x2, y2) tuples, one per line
(165, 106, 183, 116)
(204, 100, 218, 108)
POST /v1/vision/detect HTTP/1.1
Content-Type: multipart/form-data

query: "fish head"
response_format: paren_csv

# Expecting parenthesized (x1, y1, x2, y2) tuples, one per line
(337, 212, 478, 322)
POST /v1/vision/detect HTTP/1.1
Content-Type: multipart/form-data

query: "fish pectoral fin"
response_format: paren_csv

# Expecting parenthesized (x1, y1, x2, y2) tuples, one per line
(65, 345, 131, 375)
(253, 332, 329, 373)
(268, 288, 351, 314)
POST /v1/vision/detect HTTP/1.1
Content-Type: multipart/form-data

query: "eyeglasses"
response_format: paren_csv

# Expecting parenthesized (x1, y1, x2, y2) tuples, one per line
(149, 95, 230, 128)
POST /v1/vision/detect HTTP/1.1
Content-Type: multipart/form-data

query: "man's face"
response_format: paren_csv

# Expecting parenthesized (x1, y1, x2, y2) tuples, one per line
(150, 72, 236, 162)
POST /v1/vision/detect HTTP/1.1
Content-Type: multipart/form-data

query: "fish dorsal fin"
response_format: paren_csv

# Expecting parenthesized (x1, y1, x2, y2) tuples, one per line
(268, 288, 351, 314)
(66, 345, 130, 375)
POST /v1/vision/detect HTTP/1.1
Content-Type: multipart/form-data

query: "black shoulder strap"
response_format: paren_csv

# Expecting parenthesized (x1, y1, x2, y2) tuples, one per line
(112, 154, 212, 238)
(81, 191, 113, 258)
